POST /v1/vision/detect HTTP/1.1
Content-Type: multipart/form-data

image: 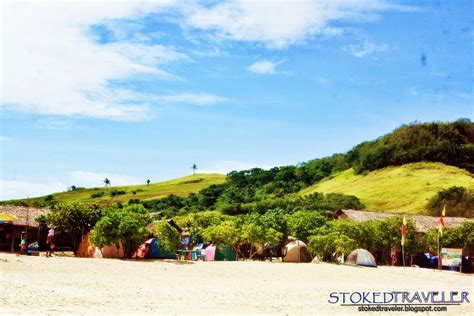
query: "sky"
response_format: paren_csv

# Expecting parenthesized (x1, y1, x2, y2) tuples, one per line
(0, 0, 473, 200)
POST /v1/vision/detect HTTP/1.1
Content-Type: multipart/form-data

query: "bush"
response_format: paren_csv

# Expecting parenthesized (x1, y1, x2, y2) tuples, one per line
(90, 191, 105, 198)
(110, 190, 126, 197)
(149, 221, 181, 255)
(307, 217, 417, 263)
(426, 186, 474, 218)
(287, 211, 326, 243)
(90, 205, 150, 258)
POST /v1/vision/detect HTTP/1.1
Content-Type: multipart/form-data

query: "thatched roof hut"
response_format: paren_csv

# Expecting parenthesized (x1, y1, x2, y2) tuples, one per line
(336, 209, 473, 233)
(0, 205, 48, 227)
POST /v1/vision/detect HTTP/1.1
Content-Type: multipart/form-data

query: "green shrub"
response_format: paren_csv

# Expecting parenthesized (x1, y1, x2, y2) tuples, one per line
(90, 191, 105, 198)
(426, 186, 474, 218)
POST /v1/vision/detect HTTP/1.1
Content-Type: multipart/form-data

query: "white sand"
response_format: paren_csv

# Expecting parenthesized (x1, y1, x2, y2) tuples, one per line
(0, 253, 472, 315)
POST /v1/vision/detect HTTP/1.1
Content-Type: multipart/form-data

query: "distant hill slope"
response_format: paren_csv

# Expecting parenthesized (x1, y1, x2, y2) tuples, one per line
(299, 162, 474, 214)
(3, 174, 226, 205)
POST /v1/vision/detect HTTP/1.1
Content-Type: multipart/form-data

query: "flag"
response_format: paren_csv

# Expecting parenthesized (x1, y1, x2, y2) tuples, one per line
(438, 205, 446, 236)
(401, 215, 407, 246)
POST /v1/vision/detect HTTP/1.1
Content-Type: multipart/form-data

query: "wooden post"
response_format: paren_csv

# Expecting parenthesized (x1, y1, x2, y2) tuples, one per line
(25, 208, 29, 243)
(402, 244, 405, 267)
(437, 232, 442, 270)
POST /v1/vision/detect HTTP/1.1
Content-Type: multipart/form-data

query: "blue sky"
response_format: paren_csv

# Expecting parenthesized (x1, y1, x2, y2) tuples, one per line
(1, 0, 472, 199)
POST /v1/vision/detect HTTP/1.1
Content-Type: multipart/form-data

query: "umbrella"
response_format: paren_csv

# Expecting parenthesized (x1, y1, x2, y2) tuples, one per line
(0, 213, 19, 223)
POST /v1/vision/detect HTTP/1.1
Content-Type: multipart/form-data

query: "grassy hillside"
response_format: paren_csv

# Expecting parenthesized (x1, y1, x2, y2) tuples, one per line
(5, 174, 226, 205)
(299, 162, 474, 214)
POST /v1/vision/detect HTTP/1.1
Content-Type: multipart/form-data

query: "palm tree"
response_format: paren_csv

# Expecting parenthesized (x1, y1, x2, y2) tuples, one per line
(146, 179, 150, 186)
(191, 164, 198, 175)
(103, 178, 111, 188)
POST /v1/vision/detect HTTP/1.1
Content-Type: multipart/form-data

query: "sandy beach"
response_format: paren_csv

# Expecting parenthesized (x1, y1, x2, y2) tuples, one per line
(0, 253, 472, 315)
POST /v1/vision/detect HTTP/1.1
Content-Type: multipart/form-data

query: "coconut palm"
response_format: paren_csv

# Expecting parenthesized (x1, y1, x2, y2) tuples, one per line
(191, 164, 198, 175)
(103, 178, 111, 188)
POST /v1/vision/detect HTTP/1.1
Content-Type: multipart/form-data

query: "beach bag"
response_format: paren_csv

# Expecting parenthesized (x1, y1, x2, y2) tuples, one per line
(50, 243, 55, 250)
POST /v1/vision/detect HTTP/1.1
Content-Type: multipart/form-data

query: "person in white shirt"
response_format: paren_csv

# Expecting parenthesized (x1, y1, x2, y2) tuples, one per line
(46, 227, 55, 257)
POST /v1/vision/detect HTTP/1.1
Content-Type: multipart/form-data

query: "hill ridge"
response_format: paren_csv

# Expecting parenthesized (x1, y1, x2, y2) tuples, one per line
(299, 162, 473, 214)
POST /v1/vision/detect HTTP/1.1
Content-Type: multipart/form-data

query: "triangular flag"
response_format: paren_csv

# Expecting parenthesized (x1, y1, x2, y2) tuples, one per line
(438, 205, 446, 236)
(401, 215, 407, 245)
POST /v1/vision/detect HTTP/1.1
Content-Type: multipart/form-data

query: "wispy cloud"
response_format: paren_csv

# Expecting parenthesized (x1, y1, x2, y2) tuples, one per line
(0, 179, 66, 200)
(247, 60, 283, 74)
(1, 1, 183, 121)
(344, 40, 390, 57)
(183, 0, 415, 48)
(0, 136, 12, 142)
(35, 119, 79, 130)
(0, 170, 146, 200)
(0, 170, 143, 200)
(157, 93, 230, 106)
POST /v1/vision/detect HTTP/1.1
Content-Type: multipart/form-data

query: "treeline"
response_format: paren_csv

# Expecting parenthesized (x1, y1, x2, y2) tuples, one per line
(37, 203, 473, 262)
(348, 119, 474, 173)
(137, 191, 363, 217)
(427, 186, 474, 218)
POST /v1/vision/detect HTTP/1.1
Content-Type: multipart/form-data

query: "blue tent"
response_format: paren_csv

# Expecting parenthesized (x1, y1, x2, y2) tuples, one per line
(133, 238, 176, 259)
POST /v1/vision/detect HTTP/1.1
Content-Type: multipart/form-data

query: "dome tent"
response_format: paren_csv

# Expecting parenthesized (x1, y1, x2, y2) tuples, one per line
(205, 243, 237, 261)
(345, 248, 377, 267)
(133, 238, 177, 259)
(282, 240, 312, 263)
(77, 231, 124, 258)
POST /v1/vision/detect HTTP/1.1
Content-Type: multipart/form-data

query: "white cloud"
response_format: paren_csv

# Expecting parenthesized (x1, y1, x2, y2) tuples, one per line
(1, 0, 184, 121)
(198, 160, 278, 175)
(248, 60, 281, 74)
(0, 170, 142, 200)
(344, 40, 390, 57)
(0, 179, 66, 200)
(157, 93, 230, 106)
(0, 136, 12, 142)
(183, 0, 415, 48)
(34, 118, 78, 130)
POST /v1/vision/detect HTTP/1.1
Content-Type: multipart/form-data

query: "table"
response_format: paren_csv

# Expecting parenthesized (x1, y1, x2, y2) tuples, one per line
(177, 249, 203, 261)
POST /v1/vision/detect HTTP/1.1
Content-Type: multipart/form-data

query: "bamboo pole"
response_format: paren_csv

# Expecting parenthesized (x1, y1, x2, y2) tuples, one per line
(437, 231, 442, 271)
(402, 244, 405, 267)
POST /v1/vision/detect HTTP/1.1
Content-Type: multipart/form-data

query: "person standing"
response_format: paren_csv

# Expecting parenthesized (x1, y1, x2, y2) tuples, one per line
(46, 227, 55, 257)
(19, 232, 27, 255)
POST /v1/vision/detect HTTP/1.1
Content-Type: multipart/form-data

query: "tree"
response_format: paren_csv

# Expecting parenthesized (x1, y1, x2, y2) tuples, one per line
(41, 203, 103, 252)
(146, 179, 151, 186)
(90, 205, 150, 258)
(240, 222, 282, 259)
(191, 164, 198, 175)
(426, 186, 474, 218)
(103, 178, 111, 188)
(287, 211, 327, 243)
(149, 221, 181, 255)
(308, 233, 356, 262)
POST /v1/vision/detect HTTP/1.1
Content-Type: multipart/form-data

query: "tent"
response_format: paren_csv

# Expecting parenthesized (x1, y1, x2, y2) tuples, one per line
(282, 240, 312, 263)
(132, 238, 177, 259)
(205, 243, 237, 261)
(345, 248, 377, 267)
(76, 231, 124, 259)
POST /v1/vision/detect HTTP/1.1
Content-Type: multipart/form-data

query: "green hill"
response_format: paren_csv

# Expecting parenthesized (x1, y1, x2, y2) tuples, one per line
(4, 174, 226, 206)
(299, 162, 474, 214)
